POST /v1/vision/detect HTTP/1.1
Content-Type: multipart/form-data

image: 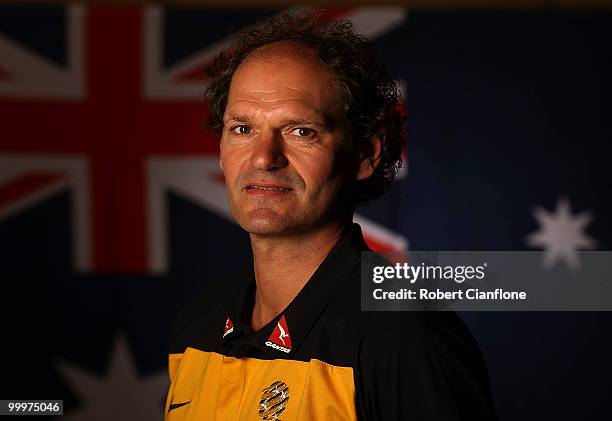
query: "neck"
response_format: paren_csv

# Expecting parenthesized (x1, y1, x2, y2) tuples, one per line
(249, 218, 351, 331)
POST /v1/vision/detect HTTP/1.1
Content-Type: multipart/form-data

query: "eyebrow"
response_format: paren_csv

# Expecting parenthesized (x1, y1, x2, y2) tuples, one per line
(224, 112, 336, 129)
(224, 114, 251, 123)
(283, 118, 325, 127)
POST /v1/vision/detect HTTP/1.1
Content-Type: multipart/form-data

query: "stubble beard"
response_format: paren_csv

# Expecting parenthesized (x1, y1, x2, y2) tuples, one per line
(230, 183, 351, 239)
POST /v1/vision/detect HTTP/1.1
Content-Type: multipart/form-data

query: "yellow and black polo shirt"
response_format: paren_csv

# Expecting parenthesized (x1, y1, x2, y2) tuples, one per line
(165, 223, 498, 420)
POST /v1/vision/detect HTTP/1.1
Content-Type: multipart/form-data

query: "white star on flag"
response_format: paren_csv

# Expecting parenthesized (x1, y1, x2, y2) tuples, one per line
(527, 196, 597, 270)
(57, 335, 168, 420)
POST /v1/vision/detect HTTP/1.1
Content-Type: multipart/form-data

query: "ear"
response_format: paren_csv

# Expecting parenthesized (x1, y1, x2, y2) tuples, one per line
(219, 157, 224, 173)
(355, 136, 382, 181)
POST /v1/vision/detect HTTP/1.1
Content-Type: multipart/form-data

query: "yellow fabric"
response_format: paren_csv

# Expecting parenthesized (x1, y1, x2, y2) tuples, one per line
(165, 347, 357, 421)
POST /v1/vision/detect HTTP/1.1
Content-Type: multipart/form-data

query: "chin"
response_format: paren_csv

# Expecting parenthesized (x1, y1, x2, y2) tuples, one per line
(241, 220, 294, 236)
(238, 209, 294, 236)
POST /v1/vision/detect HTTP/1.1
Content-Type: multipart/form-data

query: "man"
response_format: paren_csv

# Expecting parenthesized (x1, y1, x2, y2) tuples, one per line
(165, 11, 498, 420)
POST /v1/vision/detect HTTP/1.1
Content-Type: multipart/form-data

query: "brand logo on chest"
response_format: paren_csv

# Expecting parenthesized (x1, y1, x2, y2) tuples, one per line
(223, 316, 234, 338)
(265, 315, 292, 353)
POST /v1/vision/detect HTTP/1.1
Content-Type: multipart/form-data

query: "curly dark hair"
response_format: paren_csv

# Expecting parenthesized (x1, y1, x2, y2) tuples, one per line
(205, 10, 407, 204)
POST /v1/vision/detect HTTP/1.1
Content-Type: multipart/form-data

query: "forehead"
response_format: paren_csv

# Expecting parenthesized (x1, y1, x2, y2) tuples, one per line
(226, 44, 343, 119)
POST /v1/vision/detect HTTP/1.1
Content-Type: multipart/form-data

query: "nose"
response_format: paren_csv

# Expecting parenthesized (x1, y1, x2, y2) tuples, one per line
(250, 129, 288, 171)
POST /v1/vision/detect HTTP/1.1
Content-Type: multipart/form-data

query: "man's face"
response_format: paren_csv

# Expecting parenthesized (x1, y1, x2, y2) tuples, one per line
(219, 45, 356, 237)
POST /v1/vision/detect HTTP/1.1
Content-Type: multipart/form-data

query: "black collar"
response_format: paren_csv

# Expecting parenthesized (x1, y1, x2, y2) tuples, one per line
(221, 223, 370, 358)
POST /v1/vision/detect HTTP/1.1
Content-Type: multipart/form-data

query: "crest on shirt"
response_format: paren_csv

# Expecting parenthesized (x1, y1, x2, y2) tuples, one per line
(258, 381, 289, 420)
(265, 315, 292, 353)
(222, 316, 234, 338)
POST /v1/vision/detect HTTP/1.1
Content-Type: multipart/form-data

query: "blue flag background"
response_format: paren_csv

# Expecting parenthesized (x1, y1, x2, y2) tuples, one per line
(0, 6, 610, 420)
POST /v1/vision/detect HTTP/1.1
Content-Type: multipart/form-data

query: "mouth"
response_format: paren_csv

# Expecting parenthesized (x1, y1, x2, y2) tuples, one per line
(245, 183, 293, 194)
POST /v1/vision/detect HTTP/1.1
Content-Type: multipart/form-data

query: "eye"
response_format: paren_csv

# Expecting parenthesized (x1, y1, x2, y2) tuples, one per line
(290, 127, 315, 138)
(230, 125, 251, 135)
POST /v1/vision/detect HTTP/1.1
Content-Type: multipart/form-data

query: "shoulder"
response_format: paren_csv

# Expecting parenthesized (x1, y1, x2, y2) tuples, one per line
(358, 311, 481, 356)
(168, 266, 250, 354)
(353, 311, 498, 420)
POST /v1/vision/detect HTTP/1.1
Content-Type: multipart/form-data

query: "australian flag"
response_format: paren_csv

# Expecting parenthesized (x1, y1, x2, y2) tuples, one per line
(0, 4, 610, 420)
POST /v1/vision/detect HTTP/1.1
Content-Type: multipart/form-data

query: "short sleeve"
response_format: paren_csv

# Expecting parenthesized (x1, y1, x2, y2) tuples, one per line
(353, 311, 498, 421)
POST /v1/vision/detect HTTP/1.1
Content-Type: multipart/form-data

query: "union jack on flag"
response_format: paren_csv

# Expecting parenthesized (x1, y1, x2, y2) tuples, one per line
(0, 5, 407, 275)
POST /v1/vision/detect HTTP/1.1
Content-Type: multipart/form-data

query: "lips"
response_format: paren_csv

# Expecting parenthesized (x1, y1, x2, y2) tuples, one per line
(245, 182, 292, 192)
(247, 185, 291, 192)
